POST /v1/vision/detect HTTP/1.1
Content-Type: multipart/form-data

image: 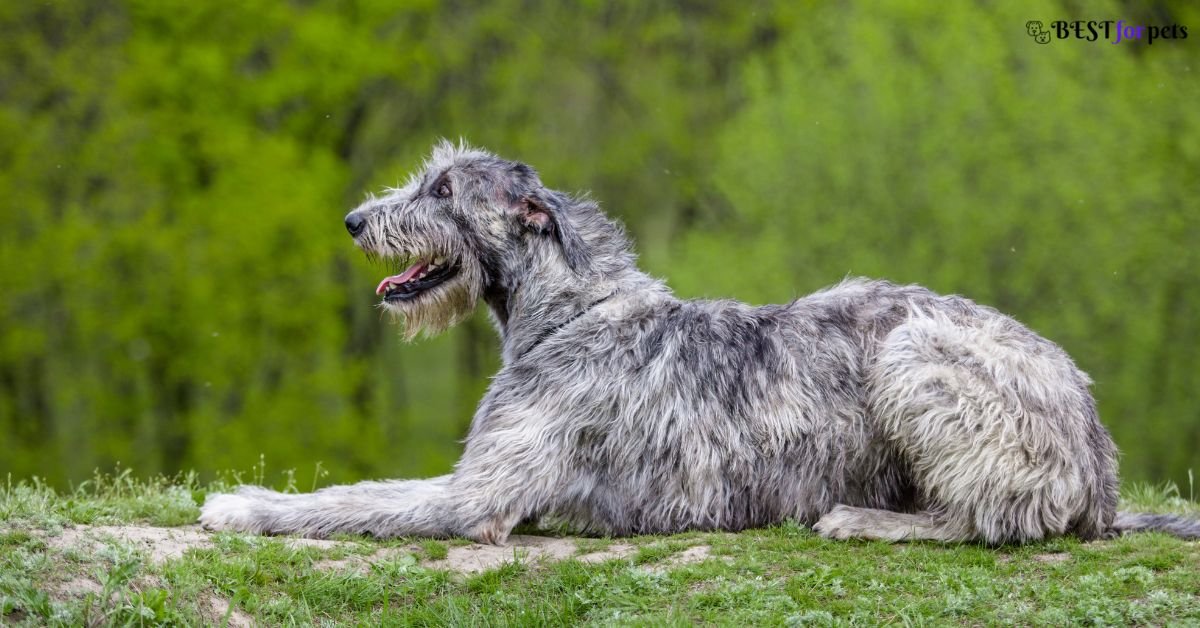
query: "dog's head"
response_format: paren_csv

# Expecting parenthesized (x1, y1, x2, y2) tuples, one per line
(345, 140, 589, 338)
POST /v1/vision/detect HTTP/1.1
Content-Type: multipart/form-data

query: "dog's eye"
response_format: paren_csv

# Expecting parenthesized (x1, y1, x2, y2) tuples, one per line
(435, 181, 452, 198)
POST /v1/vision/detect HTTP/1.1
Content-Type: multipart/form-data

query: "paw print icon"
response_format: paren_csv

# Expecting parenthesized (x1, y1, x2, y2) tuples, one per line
(1026, 20, 1051, 44)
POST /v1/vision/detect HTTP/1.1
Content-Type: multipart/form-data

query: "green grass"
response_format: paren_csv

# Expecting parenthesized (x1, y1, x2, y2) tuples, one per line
(1, 474, 1198, 626)
(419, 539, 450, 561)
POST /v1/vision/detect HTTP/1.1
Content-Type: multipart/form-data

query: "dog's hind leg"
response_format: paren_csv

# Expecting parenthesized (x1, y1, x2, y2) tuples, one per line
(864, 312, 1118, 544)
(813, 505, 971, 542)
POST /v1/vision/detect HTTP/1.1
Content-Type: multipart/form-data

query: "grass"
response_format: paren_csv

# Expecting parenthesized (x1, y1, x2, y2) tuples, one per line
(1, 472, 1198, 626)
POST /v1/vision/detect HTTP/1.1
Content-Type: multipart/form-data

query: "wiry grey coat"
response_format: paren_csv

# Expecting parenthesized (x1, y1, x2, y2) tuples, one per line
(200, 142, 1200, 545)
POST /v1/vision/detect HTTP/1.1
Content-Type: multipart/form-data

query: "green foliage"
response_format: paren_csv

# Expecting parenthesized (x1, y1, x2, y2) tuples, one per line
(0, 1, 1196, 488)
(0, 469, 201, 527)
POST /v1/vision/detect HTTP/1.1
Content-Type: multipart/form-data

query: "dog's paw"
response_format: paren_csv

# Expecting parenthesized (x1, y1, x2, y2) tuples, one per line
(812, 505, 860, 540)
(462, 511, 521, 545)
(199, 491, 265, 533)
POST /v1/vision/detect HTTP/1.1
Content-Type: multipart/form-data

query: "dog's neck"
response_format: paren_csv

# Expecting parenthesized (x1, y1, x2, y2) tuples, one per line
(484, 199, 673, 363)
(487, 261, 663, 364)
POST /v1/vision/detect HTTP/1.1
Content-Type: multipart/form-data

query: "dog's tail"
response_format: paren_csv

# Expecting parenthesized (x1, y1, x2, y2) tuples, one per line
(1112, 512, 1200, 539)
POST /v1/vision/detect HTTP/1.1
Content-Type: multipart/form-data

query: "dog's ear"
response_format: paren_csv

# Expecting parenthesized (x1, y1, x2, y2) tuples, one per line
(518, 189, 592, 276)
(515, 194, 553, 235)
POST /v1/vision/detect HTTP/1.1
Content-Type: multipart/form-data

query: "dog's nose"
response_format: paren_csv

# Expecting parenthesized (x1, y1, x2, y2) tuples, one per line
(344, 212, 366, 237)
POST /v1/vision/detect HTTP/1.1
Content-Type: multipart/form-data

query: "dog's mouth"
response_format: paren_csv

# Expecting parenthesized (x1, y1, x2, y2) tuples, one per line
(375, 255, 460, 302)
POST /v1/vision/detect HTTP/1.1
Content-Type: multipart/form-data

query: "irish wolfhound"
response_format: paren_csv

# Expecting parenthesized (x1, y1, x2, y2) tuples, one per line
(200, 141, 1199, 544)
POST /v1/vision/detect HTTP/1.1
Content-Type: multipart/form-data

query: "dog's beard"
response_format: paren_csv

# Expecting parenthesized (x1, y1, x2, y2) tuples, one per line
(381, 262, 482, 340)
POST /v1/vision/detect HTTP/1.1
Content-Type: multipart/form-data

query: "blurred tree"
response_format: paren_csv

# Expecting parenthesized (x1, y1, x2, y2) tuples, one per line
(0, 0, 1195, 489)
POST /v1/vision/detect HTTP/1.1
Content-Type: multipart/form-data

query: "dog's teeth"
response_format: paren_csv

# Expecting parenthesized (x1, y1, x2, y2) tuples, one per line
(434, 256, 445, 265)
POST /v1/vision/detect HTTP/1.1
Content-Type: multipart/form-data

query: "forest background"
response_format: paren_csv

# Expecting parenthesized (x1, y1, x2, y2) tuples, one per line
(1, 1, 1197, 492)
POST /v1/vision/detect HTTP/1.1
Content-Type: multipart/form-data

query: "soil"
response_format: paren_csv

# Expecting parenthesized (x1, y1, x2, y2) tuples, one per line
(38, 524, 718, 574)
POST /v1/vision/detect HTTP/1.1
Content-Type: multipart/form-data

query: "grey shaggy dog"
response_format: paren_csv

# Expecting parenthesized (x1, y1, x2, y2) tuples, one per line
(200, 141, 1200, 545)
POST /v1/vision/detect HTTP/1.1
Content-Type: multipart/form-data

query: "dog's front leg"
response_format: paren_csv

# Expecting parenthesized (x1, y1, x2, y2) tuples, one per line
(446, 419, 571, 545)
(201, 399, 570, 543)
(200, 473, 544, 544)
(444, 469, 549, 545)
(201, 440, 564, 544)
(200, 475, 461, 539)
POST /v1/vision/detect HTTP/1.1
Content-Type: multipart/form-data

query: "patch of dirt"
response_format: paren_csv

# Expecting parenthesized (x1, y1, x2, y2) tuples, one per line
(40, 524, 346, 564)
(998, 551, 1073, 565)
(644, 544, 733, 573)
(202, 594, 253, 628)
(44, 525, 214, 563)
(311, 555, 373, 573)
(45, 573, 166, 613)
(52, 576, 103, 598)
(577, 542, 637, 564)
(310, 538, 645, 575)
(425, 537, 725, 574)
(427, 535, 636, 574)
(34, 525, 719, 575)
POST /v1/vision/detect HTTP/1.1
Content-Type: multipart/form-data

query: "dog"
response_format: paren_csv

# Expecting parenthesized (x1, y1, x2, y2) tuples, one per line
(200, 141, 1199, 545)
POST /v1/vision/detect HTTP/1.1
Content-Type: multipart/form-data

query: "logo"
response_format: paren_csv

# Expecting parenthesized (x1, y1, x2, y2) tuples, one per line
(1026, 20, 1189, 44)
(1026, 21, 1051, 44)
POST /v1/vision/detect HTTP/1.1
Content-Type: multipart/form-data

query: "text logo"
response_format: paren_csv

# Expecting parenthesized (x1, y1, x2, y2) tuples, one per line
(1028, 20, 1189, 45)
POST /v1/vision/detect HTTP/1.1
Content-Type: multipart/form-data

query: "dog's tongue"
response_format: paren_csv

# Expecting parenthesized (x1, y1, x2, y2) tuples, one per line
(375, 260, 429, 295)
